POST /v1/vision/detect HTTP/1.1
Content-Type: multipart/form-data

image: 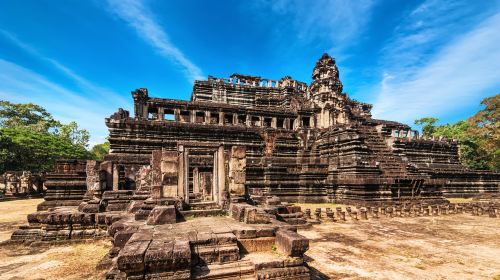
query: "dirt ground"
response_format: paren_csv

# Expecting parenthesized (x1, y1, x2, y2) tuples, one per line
(0, 199, 110, 280)
(300, 214, 500, 280)
(1, 199, 499, 279)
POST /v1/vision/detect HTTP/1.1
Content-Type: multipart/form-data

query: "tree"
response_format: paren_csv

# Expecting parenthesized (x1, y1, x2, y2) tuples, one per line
(0, 100, 59, 132)
(414, 117, 438, 137)
(56, 121, 90, 148)
(0, 127, 92, 173)
(90, 141, 110, 160)
(465, 94, 499, 170)
(413, 94, 499, 171)
(0, 100, 94, 173)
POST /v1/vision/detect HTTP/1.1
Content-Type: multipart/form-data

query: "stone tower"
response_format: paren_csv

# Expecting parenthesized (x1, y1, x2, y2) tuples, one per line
(310, 53, 348, 127)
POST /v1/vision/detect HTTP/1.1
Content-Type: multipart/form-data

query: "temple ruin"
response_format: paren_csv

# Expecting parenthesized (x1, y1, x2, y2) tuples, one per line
(7, 53, 500, 279)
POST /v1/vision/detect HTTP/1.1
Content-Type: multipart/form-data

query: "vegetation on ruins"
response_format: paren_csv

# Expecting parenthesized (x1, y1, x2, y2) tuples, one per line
(414, 94, 499, 171)
(90, 141, 110, 160)
(0, 100, 107, 173)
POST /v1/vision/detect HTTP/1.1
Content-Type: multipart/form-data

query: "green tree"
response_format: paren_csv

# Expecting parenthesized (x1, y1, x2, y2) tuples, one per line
(414, 117, 438, 137)
(90, 141, 110, 160)
(414, 94, 499, 171)
(56, 121, 90, 148)
(0, 100, 59, 132)
(465, 94, 499, 170)
(0, 128, 92, 173)
(0, 100, 94, 173)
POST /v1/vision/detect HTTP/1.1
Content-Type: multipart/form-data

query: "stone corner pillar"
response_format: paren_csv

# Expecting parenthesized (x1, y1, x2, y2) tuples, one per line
(228, 146, 246, 197)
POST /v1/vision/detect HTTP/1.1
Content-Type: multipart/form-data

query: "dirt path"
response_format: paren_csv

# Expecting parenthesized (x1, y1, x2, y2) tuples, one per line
(0, 199, 111, 279)
(300, 215, 500, 279)
(0, 198, 43, 242)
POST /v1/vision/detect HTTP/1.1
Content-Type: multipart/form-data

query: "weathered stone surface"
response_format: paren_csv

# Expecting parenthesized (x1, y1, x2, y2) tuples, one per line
(275, 230, 309, 257)
(146, 206, 176, 225)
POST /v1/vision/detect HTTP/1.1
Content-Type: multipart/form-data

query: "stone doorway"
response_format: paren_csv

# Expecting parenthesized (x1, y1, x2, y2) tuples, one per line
(178, 143, 225, 206)
(188, 149, 215, 203)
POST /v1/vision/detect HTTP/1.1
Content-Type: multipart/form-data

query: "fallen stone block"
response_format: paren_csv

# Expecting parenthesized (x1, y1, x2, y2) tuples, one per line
(146, 206, 176, 225)
(275, 230, 309, 257)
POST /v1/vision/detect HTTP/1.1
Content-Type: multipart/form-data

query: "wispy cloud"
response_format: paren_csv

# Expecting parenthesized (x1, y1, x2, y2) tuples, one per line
(372, 5, 500, 125)
(0, 59, 112, 146)
(105, 0, 204, 82)
(0, 29, 129, 107)
(255, 0, 374, 56)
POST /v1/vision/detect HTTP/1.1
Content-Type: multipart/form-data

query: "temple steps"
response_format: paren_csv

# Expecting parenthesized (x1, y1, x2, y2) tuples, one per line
(189, 201, 221, 210)
(191, 260, 255, 279)
(180, 209, 227, 219)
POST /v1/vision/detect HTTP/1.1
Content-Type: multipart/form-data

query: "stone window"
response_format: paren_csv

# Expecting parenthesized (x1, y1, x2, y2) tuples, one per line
(209, 112, 219, 124)
(224, 113, 233, 125)
(263, 117, 272, 127)
(237, 114, 246, 125)
(196, 111, 205, 123)
(302, 116, 311, 128)
(179, 110, 190, 122)
(164, 109, 175, 121)
(251, 116, 260, 126)
(277, 118, 285, 129)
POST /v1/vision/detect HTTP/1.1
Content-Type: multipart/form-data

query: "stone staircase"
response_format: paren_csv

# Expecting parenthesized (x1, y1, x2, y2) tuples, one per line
(357, 126, 408, 178)
(180, 196, 226, 219)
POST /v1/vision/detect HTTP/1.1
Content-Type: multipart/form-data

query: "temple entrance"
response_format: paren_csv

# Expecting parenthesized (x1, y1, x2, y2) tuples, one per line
(179, 143, 225, 206)
(188, 149, 215, 203)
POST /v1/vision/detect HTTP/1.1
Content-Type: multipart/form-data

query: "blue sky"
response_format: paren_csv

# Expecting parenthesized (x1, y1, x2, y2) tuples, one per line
(1, 0, 499, 146)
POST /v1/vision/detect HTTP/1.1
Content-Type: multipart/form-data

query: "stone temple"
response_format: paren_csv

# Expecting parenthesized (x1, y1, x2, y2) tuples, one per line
(9, 54, 500, 279)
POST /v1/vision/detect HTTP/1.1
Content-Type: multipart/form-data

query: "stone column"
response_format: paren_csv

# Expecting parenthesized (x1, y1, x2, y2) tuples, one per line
(174, 109, 180, 122)
(190, 110, 196, 123)
(271, 117, 277, 128)
(193, 167, 200, 194)
(205, 111, 210, 125)
(178, 146, 186, 200)
(246, 115, 251, 126)
(157, 107, 164, 121)
(229, 146, 246, 196)
(219, 112, 224, 125)
(216, 145, 226, 204)
(112, 164, 119, 191)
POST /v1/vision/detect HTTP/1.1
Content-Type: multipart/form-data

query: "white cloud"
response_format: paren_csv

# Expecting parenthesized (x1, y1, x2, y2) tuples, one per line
(0, 29, 129, 107)
(106, 0, 204, 82)
(255, 0, 374, 56)
(0, 59, 115, 147)
(372, 11, 500, 125)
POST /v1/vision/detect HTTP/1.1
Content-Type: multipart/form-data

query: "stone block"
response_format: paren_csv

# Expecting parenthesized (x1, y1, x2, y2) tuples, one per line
(275, 230, 309, 257)
(172, 240, 191, 270)
(238, 237, 275, 253)
(117, 240, 151, 274)
(144, 239, 175, 273)
(244, 207, 271, 224)
(146, 206, 176, 225)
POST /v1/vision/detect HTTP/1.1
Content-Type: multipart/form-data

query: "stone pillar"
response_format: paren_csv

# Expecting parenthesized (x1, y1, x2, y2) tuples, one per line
(160, 151, 180, 198)
(285, 118, 291, 129)
(193, 167, 200, 194)
(190, 110, 196, 123)
(229, 146, 246, 196)
(158, 107, 164, 121)
(271, 117, 277, 128)
(233, 113, 238, 125)
(174, 109, 180, 122)
(219, 112, 224, 125)
(112, 164, 119, 191)
(216, 145, 225, 204)
(205, 112, 210, 124)
(246, 115, 251, 126)
(177, 146, 186, 201)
